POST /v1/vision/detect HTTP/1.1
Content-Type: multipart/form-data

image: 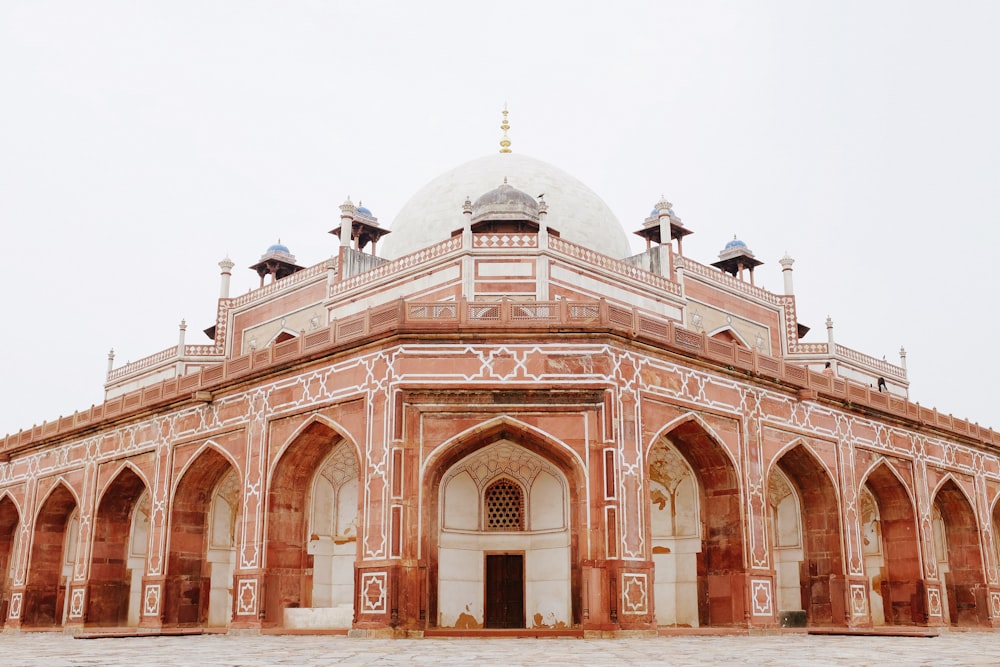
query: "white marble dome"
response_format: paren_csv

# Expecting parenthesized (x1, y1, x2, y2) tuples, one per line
(381, 153, 632, 259)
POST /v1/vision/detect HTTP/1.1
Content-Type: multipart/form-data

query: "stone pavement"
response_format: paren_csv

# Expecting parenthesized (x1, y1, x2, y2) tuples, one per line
(2, 632, 1000, 666)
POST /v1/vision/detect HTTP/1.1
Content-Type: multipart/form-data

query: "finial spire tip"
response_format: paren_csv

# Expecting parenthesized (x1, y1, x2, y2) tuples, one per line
(499, 105, 512, 154)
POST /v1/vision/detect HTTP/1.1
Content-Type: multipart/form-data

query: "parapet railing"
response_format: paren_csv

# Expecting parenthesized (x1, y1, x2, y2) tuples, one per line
(107, 345, 226, 383)
(3, 297, 995, 456)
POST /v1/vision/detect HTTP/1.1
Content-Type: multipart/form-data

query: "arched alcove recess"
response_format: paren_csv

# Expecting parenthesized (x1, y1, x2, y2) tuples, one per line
(862, 464, 922, 625)
(933, 480, 988, 627)
(164, 447, 237, 627)
(23, 483, 77, 627)
(773, 444, 844, 627)
(263, 419, 357, 628)
(0, 496, 20, 627)
(654, 418, 745, 627)
(423, 419, 585, 630)
(991, 496, 1000, 587)
(87, 467, 149, 627)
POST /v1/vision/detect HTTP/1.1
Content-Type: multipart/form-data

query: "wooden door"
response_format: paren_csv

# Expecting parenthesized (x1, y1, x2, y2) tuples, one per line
(484, 554, 524, 628)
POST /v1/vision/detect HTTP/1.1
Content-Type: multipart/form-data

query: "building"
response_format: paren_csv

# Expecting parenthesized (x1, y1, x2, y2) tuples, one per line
(1, 113, 998, 637)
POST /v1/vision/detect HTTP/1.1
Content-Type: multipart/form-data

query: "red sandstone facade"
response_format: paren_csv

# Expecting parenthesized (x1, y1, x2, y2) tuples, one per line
(0, 155, 998, 637)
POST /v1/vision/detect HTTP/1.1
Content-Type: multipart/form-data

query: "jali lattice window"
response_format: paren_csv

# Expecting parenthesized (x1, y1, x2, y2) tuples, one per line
(485, 478, 524, 531)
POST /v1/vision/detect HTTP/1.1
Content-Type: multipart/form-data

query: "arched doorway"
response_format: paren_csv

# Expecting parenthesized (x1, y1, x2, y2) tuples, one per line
(861, 464, 922, 626)
(87, 467, 150, 628)
(0, 496, 20, 626)
(164, 448, 239, 628)
(649, 419, 745, 627)
(932, 479, 988, 627)
(436, 440, 571, 629)
(23, 483, 78, 627)
(265, 420, 359, 629)
(772, 444, 844, 627)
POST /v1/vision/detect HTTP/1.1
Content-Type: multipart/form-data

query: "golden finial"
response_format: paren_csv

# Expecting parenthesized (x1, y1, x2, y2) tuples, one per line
(499, 104, 512, 154)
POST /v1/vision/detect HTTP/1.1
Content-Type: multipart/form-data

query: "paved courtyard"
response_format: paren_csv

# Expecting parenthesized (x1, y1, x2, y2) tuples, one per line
(1, 632, 1000, 667)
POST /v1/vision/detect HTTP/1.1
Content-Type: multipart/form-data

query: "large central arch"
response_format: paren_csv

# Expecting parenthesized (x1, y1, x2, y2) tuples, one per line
(423, 418, 585, 630)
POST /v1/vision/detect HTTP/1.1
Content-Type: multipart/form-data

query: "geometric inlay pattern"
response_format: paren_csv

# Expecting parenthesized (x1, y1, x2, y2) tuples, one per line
(484, 478, 524, 531)
(927, 586, 942, 617)
(237, 579, 258, 616)
(992, 591, 1000, 619)
(850, 584, 867, 617)
(8, 592, 21, 619)
(361, 572, 387, 613)
(751, 579, 773, 616)
(69, 587, 85, 618)
(143, 584, 161, 617)
(621, 573, 648, 615)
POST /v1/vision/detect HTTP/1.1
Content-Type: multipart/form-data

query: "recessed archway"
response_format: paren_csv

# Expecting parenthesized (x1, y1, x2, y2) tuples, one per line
(87, 467, 150, 628)
(264, 419, 359, 629)
(773, 443, 844, 627)
(932, 479, 988, 627)
(0, 496, 20, 627)
(164, 447, 239, 628)
(23, 483, 78, 627)
(423, 419, 584, 631)
(650, 418, 745, 627)
(861, 463, 922, 626)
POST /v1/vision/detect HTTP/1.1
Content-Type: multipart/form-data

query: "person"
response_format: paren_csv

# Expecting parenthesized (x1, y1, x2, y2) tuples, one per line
(877, 377, 887, 392)
(822, 362, 833, 376)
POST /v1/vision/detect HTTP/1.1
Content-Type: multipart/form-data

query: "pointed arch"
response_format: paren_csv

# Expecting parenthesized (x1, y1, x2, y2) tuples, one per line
(649, 415, 745, 627)
(32, 479, 81, 524)
(772, 441, 844, 627)
(263, 417, 359, 629)
(423, 416, 586, 486)
(766, 438, 840, 497)
(859, 461, 923, 625)
(645, 413, 737, 470)
(170, 440, 241, 500)
(164, 446, 239, 627)
(0, 494, 21, 627)
(266, 414, 361, 485)
(88, 466, 151, 627)
(932, 477, 988, 627)
(23, 480, 78, 627)
(96, 461, 151, 504)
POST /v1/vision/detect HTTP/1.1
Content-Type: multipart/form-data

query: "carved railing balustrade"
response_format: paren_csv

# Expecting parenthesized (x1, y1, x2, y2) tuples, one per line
(3, 297, 995, 456)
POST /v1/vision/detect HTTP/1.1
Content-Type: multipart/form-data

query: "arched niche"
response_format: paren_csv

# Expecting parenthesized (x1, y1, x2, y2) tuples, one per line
(932, 479, 988, 627)
(650, 418, 745, 627)
(773, 443, 844, 627)
(265, 419, 359, 630)
(87, 467, 150, 628)
(165, 447, 239, 628)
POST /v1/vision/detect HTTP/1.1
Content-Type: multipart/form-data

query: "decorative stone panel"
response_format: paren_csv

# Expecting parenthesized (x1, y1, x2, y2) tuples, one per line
(236, 579, 258, 616)
(360, 572, 387, 614)
(621, 573, 648, 615)
(143, 584, 161, 617)
(750, 578, 773, 616)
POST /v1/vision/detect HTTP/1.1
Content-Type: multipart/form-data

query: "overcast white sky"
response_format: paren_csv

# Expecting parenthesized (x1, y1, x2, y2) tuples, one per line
(0, 1, 997, 437)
